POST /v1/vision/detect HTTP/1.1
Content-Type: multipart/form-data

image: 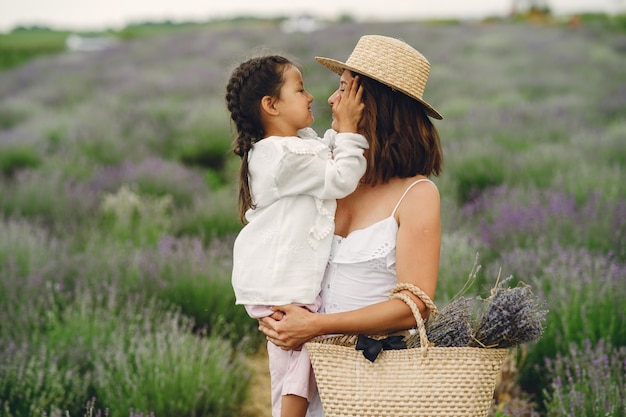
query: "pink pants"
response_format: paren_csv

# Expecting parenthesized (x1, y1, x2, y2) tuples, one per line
(245, 298, 321, 417)
(267, 341, 317, 417)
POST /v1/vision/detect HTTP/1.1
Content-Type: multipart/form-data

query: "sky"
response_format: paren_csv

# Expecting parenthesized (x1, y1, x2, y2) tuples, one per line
(0, 0, 623, 33)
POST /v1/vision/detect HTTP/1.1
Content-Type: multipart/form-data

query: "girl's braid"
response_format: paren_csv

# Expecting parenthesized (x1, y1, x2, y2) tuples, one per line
(225, 55, 293, 223)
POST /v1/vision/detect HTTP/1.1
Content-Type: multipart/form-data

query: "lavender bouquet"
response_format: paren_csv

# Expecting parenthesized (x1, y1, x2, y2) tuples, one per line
(469, 276, 547, 348)
(407, 296, 475, 348)
(406, 272, 547, 349)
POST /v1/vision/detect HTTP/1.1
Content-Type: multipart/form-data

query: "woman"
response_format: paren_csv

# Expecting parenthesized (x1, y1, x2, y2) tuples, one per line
(258, 35, 444, 416)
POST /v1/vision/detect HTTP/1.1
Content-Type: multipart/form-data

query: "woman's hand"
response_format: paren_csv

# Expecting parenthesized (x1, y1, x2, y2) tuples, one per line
(258, 304, 319, 350)
(332, 76, 364, 133)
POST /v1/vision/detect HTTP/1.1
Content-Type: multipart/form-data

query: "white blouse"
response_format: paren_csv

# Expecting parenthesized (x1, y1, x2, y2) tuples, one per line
(231, 128, 368, 306)
(320, 179, 435, 313)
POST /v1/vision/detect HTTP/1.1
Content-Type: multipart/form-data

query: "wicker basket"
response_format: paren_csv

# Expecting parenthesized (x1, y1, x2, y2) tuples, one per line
(305, 283, 508, 417)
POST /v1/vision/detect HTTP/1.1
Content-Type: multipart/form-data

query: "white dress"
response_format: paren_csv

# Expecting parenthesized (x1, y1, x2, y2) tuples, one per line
(306, 178, 434, 417)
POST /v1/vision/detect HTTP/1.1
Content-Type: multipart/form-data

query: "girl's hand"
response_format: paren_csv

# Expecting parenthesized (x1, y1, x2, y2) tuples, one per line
(332, 76, 364, 133)
(258, 304, 319, 350)
(268, 310, 285, 321)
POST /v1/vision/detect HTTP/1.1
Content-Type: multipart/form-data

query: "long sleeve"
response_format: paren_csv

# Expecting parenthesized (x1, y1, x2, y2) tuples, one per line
(274, 132, 368, 200)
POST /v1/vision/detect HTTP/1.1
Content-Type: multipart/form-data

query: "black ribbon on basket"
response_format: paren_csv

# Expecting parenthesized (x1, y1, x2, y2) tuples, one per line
(356, 334, 407, 362)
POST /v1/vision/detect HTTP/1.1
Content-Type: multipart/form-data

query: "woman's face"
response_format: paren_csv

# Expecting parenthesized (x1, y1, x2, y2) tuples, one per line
(328, 70, 355, 131)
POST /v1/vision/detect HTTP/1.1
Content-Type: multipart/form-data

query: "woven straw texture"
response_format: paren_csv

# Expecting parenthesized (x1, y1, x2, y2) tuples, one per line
(305, 284, 508, 417)
(315, 35, 443, 120)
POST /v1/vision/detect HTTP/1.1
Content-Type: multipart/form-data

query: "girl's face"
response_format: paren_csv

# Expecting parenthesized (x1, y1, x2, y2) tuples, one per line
(273, 66, 314, 136)
(328, 70, 355, 131)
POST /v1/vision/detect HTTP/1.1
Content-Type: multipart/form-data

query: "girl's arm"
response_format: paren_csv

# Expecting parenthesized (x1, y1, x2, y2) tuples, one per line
(272, 77, 368, 200)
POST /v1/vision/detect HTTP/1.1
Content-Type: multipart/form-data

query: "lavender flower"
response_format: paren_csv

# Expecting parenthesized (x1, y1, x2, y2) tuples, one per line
(543, 339, 626, 416)
(415, 296, 475, 348)
(470, 276, 547, 348)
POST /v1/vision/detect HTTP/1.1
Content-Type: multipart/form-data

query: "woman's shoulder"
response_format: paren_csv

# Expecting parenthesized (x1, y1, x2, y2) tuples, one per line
(404, 176, 438, 191)
(400, 176, 439, 200)
(394, 176, 440, 218)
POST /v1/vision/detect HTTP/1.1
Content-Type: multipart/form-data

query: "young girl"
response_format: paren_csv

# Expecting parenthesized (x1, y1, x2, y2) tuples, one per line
(225, 55, 368, 417)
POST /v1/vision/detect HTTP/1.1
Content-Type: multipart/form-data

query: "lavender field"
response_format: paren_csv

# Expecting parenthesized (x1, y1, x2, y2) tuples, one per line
(0, 17, 625, 417)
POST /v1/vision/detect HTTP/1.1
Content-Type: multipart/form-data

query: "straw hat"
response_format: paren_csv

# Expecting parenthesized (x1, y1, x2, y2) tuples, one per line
(316, 35, 443, 120)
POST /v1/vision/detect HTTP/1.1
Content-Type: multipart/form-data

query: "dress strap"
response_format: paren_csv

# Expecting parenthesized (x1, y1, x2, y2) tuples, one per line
(391, 179, 434, 217)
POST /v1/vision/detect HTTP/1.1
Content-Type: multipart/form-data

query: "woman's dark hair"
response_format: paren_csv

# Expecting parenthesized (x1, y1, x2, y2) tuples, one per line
(225, 55, 294, 223)
(356, 73, 443, 185)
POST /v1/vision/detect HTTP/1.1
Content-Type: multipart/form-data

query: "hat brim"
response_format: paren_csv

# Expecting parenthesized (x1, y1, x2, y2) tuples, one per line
(315, 56, 443, 120)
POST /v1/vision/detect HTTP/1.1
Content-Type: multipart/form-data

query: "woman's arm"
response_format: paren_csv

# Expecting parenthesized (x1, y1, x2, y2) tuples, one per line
(394, 179, 441, 313)
(259, 298, 416, 350)
(260, 180, 441, 350)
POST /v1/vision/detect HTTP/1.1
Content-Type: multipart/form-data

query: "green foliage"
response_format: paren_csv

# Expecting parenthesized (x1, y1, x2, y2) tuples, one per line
(0, 218, 54, 275)
(175, 211, 242, 242)
(204, 168, 226, 189)
(115, 21, 208, 40)
(128, 234, 263, 351)
(177, 128, 234, 189)
(1, 290, 251, 417)
(611, 13, 626, 32)
(99, 185, 173, 246)
(77, 136, 127, 166)
(0, 23, 207, 71)
(0, 344, 88, 417)
(89, 304, 249, 417)
(598, 120, 626, 167)
(155, 275, 263, 352)
(437, 235, 489, 302)
(178, 129, 232, 170)
(0, 145, 41, 177)
(0, 170, 97, 231)
(453, 153, 506, 204)
(0, 220, 66, 340)
(492, 132, 532, 153)
(0, 216, 251, 415)
(0, 29, 68, 70)
(172, 188, 243, 241)
(477, 244, 626, 405)
(0, 106, 27, 129)
(577, 12, 626, 32)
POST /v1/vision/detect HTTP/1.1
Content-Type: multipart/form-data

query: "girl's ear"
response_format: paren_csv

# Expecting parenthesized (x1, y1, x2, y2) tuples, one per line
(260, 95, 279, 116)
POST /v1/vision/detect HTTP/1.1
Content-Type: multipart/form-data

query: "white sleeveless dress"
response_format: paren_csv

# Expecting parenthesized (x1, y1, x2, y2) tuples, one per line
(306, 178, 434, 417)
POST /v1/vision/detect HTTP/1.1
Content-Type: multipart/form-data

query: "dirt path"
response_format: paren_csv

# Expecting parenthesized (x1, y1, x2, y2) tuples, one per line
(241, 348, 272, 417)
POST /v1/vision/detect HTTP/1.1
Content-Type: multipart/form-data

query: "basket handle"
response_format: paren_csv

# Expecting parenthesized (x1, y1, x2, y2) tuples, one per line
(390, 283, 439, 351)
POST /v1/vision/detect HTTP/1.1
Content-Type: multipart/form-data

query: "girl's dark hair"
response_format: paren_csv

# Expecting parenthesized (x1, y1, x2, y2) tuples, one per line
(225, 55, 294, 223)
(357, 73, 443, 185)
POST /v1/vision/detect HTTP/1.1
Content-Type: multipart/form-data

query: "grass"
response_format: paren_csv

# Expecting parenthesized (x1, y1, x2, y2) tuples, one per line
(0, 28, 70, 70)
(1, 14, 625, 417)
